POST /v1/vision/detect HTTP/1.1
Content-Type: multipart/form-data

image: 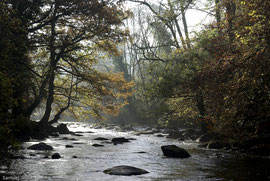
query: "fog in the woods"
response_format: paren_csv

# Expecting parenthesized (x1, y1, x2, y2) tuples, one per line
(0, 0, 270, 180)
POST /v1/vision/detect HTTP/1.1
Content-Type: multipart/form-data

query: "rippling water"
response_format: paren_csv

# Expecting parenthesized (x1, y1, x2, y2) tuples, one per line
(1, 122, 270, 181)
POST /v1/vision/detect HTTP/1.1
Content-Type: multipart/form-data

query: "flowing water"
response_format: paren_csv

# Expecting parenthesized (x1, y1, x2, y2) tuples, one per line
(1, 121, 270, 181)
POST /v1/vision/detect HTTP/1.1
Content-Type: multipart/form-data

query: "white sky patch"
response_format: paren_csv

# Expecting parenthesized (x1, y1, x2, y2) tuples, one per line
(124, 0, 214, 37)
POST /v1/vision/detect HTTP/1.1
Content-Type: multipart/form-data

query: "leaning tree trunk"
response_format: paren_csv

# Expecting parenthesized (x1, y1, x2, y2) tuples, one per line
(49, 75, 74, 125)
(180, 0, 191, 48)
(39, 8, 58, 130)
(39, 69, 56, 128)
(196, 90, 207, 132)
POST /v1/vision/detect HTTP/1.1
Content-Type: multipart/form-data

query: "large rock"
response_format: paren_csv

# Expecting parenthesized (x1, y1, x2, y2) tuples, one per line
(111, 137, 130, 145)
(94, 137, 109, 141)
(56, 123, 70, 134)
(51, 153, 61, 159)
(104, 165, 149, 176)
(161, 145, 191, 158)
(27, 142, 53, 150)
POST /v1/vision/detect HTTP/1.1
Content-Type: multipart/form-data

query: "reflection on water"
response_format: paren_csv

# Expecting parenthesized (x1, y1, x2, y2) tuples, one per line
(1, 122, 270, 181)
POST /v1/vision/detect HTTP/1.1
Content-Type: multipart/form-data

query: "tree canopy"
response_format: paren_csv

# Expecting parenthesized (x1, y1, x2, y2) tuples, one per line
(0, 0, 134, 151)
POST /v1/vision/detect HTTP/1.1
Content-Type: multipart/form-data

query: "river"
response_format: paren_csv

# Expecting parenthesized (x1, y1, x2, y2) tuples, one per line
(1, 121, 270, 181)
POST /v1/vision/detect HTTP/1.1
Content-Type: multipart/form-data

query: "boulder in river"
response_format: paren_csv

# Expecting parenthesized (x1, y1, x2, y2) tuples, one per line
(134, 151, 147, 154)
(94, 137, 109, 141)
(103, 165, 149, 176)
(156, 134, 164, 137)
(111, 137, 130, 145)
(65, 145, 74, 148)
(51, 153, 61, 159)
(161, 145, 191, 158)
(73, 142, 85, 145)
(92, 144, 104, 147)
(27, 142, 53, 151)
(56, 123, 71, 134)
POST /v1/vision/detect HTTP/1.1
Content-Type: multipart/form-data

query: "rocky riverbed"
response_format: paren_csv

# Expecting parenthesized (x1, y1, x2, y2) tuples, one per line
(1, 121, 270, 181)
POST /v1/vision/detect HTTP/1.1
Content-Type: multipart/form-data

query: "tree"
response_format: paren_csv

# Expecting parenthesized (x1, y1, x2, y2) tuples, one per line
(0, 1, 31, 153)
(2, 0, 133, 131)
(191, 0, 270, 139)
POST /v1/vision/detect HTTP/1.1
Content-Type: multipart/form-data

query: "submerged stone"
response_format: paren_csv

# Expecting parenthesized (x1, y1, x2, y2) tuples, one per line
(27, 142, 53, 151)
(65, 145, 74, 148)
(104, 165, 149, 176)
(94, 137, 109, 141)
(92, 144, 104, 147)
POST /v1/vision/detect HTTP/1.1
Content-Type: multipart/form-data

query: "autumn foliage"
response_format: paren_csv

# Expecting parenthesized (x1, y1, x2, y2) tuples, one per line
(194, 0, 270, 139)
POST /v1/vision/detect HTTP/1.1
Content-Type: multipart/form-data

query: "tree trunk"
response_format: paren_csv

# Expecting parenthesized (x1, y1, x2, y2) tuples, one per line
(39, 6, 58, 129)
(180, 0, 191, 48)
(215, 0, 222, 36)
(174, 19, 187, 49)
(196, 90, 207, 132)
(49, 106, 69, 125)
(166, 21, 181, 49)
(40, 70, 55, 127)
(167, 0, 186, 49)
(49, 74, 74, 125)
(24, 72, 50, 117)
(226, 0, 236, 44)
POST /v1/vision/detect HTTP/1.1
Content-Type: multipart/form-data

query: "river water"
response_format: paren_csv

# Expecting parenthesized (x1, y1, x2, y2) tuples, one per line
(1, 122, 270, 181)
